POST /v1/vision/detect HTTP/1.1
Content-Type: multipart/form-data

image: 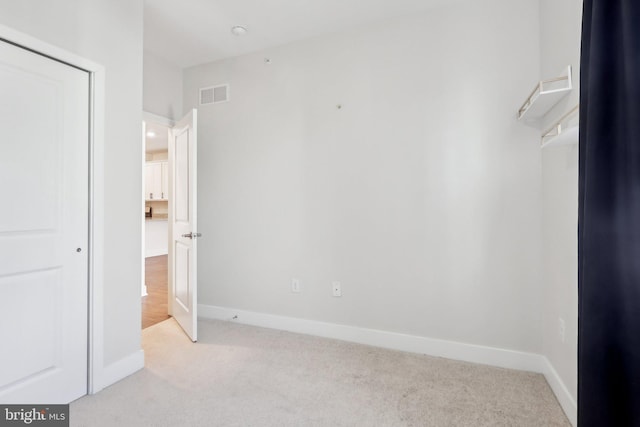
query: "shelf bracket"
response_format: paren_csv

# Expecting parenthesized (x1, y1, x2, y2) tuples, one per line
(541, 104, 579, 148)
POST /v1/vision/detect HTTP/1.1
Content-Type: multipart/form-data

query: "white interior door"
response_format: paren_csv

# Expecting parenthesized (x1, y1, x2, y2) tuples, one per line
(169, 109, 198, 341)
(0, 39, 89, 403)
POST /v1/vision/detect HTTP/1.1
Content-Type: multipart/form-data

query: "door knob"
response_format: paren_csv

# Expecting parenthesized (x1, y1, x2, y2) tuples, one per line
(182, 232, 202, 239)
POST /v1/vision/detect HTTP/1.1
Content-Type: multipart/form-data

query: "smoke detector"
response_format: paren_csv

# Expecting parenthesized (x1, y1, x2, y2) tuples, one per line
(231, 26, 248, 36)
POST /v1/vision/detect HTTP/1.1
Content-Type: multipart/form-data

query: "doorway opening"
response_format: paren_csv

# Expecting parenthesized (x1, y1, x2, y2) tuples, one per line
(141, 109, 198, 341)
(142, 115, 172, 329)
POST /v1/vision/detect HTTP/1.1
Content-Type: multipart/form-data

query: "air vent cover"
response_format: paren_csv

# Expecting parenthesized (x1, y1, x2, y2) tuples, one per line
(200, 84, 230, 105)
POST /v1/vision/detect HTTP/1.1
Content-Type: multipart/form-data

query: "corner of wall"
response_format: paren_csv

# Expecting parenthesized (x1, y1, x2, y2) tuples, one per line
(538, 0, 582, 422)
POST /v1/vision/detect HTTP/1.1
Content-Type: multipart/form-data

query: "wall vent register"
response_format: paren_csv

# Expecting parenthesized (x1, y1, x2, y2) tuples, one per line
(200, 84, 230, 105)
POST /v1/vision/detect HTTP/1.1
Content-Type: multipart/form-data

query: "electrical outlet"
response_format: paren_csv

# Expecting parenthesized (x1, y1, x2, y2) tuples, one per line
(291, 278, 301, 293)
(559, 318, 566, 343)
(332, 281, 342, 297)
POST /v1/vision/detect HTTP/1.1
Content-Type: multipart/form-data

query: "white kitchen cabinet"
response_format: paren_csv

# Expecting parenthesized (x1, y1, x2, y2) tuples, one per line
(145, 161, 168, 200)
(144, 163, 158, 200)
(161, 161, 168, 199)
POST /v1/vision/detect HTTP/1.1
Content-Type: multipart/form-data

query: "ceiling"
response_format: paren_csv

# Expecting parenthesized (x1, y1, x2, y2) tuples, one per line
(144, 0, 461, 68)
(145, 121, 170, 152)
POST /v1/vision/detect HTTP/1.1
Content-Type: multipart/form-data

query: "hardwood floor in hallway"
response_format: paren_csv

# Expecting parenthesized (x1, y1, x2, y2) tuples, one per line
(142, 255, 170, 329)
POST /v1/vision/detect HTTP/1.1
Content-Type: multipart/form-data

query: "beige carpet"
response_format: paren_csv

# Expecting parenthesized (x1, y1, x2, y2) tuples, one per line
(71, 318, 570, 426)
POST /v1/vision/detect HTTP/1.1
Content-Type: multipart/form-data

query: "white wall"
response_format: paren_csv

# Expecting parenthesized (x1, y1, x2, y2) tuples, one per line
(144, 50, 182, 120)
(0, 0, 144, 373)
(185, 0, 544, 353)
(539, 0, 582, 406)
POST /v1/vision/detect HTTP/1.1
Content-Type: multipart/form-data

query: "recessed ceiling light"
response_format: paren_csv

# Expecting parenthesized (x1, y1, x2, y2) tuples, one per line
(231, 25, 248, 36)
(146, 131, 156, 138)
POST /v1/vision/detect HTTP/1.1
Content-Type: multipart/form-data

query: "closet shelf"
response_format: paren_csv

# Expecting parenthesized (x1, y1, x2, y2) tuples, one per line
(541, 104, 579, 148)
(518, 66, 572, 122)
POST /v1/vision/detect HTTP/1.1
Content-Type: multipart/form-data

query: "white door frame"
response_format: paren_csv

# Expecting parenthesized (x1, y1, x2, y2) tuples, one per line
(0, 24, 107, 395)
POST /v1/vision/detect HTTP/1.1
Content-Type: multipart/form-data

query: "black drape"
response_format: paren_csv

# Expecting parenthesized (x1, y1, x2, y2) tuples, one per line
(579, 1, 640, 425)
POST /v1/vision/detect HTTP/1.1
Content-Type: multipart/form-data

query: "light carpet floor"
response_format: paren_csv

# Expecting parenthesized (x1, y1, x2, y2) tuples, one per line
(71, 318, 570, 426)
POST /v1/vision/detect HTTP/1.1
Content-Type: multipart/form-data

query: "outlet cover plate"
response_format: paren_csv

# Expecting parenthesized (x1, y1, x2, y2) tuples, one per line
(332, 281, 342, 297)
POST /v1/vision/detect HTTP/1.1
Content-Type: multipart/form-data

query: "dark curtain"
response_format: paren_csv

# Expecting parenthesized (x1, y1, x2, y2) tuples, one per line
(579, 1, 640, 425)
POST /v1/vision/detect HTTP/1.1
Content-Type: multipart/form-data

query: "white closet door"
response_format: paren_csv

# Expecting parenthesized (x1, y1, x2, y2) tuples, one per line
(0, 39, 89, 403)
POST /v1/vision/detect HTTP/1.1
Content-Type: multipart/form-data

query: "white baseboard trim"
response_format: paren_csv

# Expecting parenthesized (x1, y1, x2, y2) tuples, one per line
(199, 304, 542, 370)
(541, 356, 577, 426)
(93, 350, 144, 393)
(199, 304, 576, 426)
